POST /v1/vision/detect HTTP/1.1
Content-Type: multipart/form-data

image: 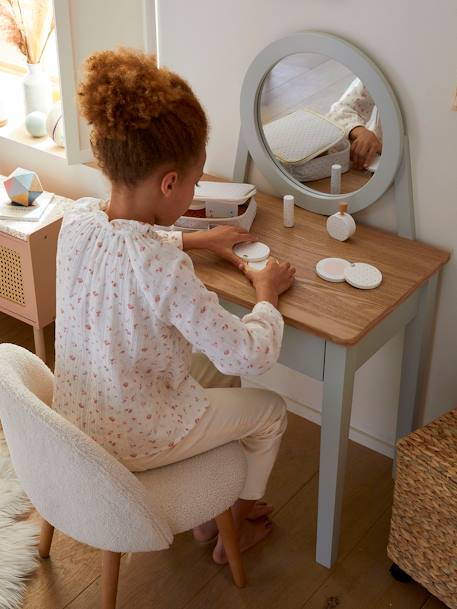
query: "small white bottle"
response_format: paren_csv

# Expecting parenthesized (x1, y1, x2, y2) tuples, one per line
(330, 164, 342, 195)
(283, 194, 295, 228)
(326, 202, 356, 241)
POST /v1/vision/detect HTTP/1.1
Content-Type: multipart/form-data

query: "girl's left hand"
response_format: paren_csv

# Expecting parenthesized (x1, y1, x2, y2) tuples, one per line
(204, 225, 256, 267)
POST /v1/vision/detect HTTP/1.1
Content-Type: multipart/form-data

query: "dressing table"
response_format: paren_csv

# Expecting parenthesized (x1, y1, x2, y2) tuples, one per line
(190, 32, 451, 568)
(191, 182, 449, 569)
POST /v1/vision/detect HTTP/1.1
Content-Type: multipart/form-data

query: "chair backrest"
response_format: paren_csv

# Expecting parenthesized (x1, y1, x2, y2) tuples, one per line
(0, 344, 173, 552)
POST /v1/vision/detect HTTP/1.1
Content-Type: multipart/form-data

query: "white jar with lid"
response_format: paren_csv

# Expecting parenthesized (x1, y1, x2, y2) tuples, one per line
(326, 202, 356, 241)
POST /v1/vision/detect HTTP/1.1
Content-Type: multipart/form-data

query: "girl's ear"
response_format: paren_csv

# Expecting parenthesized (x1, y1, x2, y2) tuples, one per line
(161, 171, 178, 198)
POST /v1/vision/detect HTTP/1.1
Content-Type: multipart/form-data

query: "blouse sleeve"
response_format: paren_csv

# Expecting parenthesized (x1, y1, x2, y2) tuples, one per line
(128, 241, 284, 376)
(153, 229, 183, 250)
(327, 78, 376, 137)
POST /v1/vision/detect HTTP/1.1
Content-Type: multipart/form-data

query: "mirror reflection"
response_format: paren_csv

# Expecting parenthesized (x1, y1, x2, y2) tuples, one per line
(260, 53, 383, 195)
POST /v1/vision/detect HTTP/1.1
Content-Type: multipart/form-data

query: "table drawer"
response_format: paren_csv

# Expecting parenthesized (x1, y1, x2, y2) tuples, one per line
(220, 298, 325, 381)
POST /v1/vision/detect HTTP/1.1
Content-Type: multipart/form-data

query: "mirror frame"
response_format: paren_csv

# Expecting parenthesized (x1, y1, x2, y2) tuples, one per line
(239, 31, 405, 214)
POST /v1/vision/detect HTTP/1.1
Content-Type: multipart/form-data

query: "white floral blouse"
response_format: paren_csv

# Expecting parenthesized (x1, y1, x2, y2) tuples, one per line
(53, 198, 284, 469)
(327, 77, 383, 142)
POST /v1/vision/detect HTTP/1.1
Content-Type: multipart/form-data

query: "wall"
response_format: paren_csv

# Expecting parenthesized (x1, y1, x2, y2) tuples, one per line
(157, 0, 457, 455)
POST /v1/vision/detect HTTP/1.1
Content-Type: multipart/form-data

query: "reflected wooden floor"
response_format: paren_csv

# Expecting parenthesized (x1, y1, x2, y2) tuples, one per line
(260, 54, 354, 124)
(0, 312, 447, 609)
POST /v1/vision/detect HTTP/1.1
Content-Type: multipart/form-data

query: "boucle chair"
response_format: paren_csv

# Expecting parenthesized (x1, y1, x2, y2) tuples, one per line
(0, 344, 248, 609)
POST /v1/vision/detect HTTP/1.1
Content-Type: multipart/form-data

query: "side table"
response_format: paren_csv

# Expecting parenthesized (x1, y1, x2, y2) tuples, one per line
(0, 179, 73, 362)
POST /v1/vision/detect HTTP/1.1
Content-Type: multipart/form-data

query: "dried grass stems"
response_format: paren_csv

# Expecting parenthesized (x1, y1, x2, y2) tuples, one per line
(0, 0, 54, 64)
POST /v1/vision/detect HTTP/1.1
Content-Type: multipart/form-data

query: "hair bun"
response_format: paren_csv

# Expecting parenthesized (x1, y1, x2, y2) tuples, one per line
(78, 48, 189, 139)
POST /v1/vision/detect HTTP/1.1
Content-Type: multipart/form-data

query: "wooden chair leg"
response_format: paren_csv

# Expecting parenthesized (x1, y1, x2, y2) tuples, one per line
(33, 327, 47, 362)
(215, 509, 246, 588)
(38, 519, 55, 558)
(101, 551, 121, 609)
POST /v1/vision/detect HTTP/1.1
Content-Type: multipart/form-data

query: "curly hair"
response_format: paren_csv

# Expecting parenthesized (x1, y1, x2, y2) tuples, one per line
(78, 48, 208, 186)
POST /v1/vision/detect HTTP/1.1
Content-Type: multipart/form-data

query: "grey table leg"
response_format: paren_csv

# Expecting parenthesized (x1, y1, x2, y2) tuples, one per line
(316, 342, 356, 568)
(396, 274, 439, 442)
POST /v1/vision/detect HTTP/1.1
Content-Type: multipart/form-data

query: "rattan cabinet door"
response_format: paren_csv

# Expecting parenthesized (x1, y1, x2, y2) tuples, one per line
(0, 232, 38, 325)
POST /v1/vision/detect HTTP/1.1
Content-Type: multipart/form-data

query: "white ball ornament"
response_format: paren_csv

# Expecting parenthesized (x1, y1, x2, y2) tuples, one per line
(46, 102, 65, 147)
(25, 111, 47, 137)
(326, 202, 356, 242)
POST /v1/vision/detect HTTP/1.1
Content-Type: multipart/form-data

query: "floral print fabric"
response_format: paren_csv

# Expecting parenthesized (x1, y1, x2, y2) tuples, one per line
(53, 198, 284, 466)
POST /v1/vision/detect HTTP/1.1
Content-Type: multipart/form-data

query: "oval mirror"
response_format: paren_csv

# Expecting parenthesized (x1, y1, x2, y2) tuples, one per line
(237, 32, 404, 214)
(260, 53, 383, 195)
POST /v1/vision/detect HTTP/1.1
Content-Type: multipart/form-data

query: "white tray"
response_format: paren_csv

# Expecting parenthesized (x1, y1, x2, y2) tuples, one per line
(175, 197, 257, 232)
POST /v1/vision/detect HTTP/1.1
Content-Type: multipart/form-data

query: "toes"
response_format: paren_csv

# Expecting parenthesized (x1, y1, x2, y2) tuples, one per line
(212, 547, 227, 565)
(247, 501, 274, 521)
(260, 516, 273, 529)
(257, 515, 271, 523)
(193, 520, 218, 544)
(213, 518, 273, 564)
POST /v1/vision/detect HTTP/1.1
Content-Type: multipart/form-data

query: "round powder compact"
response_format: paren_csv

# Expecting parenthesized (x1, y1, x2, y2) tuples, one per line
(247, 258, 269, 271)
(233, 241, 270, 263)
(315, 257, 351, 283)
(344, 262, 382, 290)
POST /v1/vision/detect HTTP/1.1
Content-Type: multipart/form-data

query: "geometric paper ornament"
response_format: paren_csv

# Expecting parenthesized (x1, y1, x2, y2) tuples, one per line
(3, 167, 43, 206)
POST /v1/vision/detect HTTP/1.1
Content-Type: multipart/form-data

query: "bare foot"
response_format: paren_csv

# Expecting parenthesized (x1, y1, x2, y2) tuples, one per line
(193, 519, 218, 543)
(212, 517, 273, 564)
(193, 501, 273, 542)
(247, 501, 274, 521)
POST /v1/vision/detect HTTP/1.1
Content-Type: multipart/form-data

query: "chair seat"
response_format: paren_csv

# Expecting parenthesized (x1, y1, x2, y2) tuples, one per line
(136, 442, 247, 535)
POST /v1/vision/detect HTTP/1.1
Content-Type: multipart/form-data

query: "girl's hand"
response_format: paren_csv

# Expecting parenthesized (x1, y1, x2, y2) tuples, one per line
(349, 126, 382, 170)
(182, 225, 255, 266)
(203, 225, 256, 266)
(243, 259, 296, 307)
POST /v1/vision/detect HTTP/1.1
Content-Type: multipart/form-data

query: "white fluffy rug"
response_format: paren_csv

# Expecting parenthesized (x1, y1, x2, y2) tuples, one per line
(0, 433, 39, 609)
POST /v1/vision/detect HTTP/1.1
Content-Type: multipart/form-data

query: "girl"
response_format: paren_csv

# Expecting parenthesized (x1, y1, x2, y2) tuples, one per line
(53, 48, 296, 564)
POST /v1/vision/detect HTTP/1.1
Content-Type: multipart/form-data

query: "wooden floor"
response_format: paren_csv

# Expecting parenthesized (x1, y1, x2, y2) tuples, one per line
(0, 312, 447, 609)
(260, 53, 355, 124)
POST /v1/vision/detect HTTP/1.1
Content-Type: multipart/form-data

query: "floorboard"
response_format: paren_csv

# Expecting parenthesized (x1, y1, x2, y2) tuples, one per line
(300, 510, 429, 609)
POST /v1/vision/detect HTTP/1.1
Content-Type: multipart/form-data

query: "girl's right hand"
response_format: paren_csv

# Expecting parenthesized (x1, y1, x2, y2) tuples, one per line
(243, 259, 296, 307)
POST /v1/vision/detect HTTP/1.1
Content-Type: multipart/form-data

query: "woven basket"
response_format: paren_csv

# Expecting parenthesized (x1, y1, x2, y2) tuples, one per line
(387, 409, 457, 608)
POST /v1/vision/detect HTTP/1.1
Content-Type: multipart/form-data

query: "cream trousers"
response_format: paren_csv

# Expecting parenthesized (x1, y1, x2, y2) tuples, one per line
(132, 353, 288, 500)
